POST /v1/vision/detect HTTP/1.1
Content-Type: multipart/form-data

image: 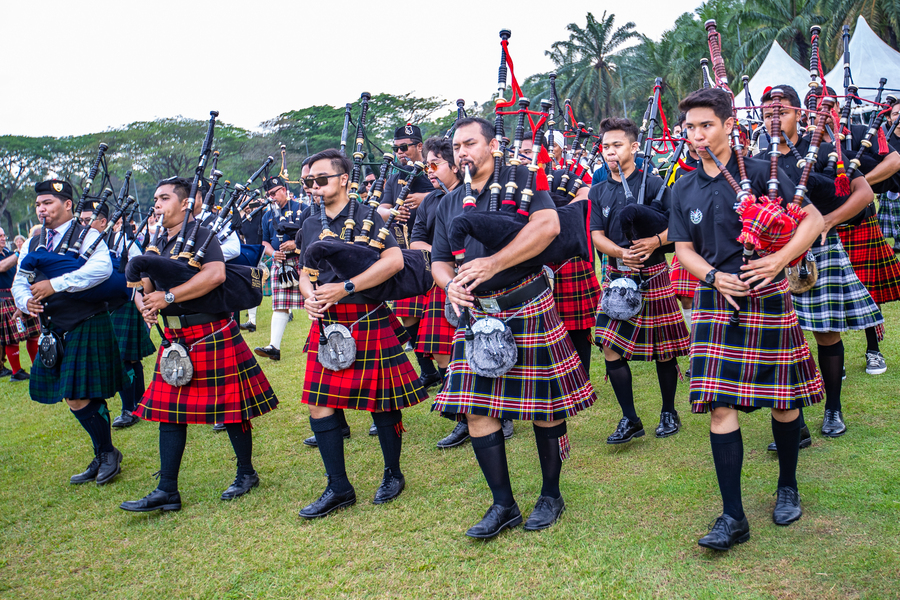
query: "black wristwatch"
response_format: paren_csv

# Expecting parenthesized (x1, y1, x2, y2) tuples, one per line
(343, 280, 355, 296)
(705, 269, 719, 286)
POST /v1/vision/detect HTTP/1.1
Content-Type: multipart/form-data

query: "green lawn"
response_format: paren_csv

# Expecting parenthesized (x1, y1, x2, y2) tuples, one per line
(1, 301, 898, 599)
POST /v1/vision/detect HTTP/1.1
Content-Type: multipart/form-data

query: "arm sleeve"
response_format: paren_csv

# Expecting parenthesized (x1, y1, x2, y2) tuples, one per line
(588, 186, 606, 232)
(49, 230, 113, 293)
(220, 230, 241, 261)
(666, 183, 690, 242)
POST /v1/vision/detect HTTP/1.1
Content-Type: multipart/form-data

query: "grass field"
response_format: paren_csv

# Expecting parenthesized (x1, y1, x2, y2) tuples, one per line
(1, 300, 898, 600)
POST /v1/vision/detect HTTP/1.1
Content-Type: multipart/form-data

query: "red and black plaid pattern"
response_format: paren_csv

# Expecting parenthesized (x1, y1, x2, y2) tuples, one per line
(550, 258, 601, 331)
(135, 319, 278, 424)
(271, 255, 304, 311)
(595, 262, 690, 361)
(301, 306, 411, 353)
(302, 303, 427, 412)
(838, 215, 900, 304)
(669, 255, 700, 298)
(108, 300, 156, 362)
(417, 285, 456, 357)
(689, 279, 823, 413)
(391, 294, 426, 319)
(0, 294, 39, 346)
(433, 275, 596, 422)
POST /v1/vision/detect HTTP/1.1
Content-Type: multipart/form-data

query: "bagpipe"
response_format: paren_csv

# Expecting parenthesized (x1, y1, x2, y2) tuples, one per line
(215, 155, 273, 268)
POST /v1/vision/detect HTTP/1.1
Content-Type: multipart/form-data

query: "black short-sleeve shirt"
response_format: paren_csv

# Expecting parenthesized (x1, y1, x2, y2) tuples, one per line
(431, 165, 556, 293)
(153, 220, 224, 316)
(410, 188, 445, 246)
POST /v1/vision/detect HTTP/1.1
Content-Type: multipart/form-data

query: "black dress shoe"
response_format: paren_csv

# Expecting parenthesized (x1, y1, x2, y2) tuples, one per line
(821, 409, 847, 437)
(698, 513, 751, 550)
(523, 495, 565, 531)
(10, 369, 29, 381)
(112, 410, 139, 429)
(303, 427, 352, 448)
(655, 411, 681, 438)
(221, 471, 260, 500)
(465, 503, 523, 539)
(773, 486, 803, 525)
(299, 485, 357, 519)
(254, 345, 281, 361)
(212, 423, 227, 432)
(96, 448, 123, 485)
(767, 425, 813, 452)
(436, 422, 470, 449)
(373, 470, 405, 504)
(0, 367, 12, 378)
(240, 321, 257, 332)
(120, 488, 182, 512)
(70, 456, 101, 484)
(607, 417, 645, 444)
(368, 423, 378, 436)
(501, 419, 514, 440)
(415, 370, 443, 390)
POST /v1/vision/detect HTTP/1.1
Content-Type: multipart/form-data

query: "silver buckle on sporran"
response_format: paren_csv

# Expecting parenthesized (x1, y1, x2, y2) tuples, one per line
(601, 277, 643, 321)
(160, 342, 194, 387)
(478, 297, 502, 313)
(38, 331, 62, 369)
(465, 316, 517, 379)
(318, 323, 356, 372)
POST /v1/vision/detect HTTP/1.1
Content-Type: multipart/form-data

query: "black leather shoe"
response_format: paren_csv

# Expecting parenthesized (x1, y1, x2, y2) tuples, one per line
(240, 321, 257, 332)
(0, 367, 12, 378)
(303, 427, 352, 448)
(299, 485, 357, 519)
(368, 423, 378, 436)
(254, 345, 281, 361)
(501, 419, 514, 440)
(655, 411, 681, 438)
(436, 422, 470, 449)
(465, 503, 523, 539)
(766, 425, 813, 452)
(373, 470, 405, 504)
(10, 369, 29, 381)
(607, 417, 645, 444)
(415, 370, 443, 390)
(120, 488, 182, 512)
(773, 486, 802, 525)
(221, 471, 260, 500)
(821, 409, 847, 437)
(96, 448, 123, 485)
(698, 513, 751, 550)
(112, 410, 139, 429)
(212, 423, 226, 432)
(70, 456, 101, 484)
(523, 495, 565, 531)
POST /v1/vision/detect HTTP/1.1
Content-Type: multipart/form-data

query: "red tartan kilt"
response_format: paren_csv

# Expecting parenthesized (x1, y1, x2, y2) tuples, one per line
(303, 303, 426, 412)
(0, 295, 39, 345)
(391, 294, 426, 319)
(550, 258, 601, 331)
(135, 319, 278, 424)
(669, 255, 700, 298)
(417, 285, 456, 357)
(837, 215, 900, 304)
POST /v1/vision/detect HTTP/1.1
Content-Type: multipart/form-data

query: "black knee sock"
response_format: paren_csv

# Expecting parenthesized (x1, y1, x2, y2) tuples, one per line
(335, 408, 349, 430)
(158, 422, 187, 493)
(533, 422, 567, 499)
(131, 362, 146, 407)
(225, 422, 254, 476)
(71, 399, 115, 454)
(415, 352, 438, 376)
(865, 326, 880, 354)
(569, 329, 593, 376)
(471, 429, 515, 507)
(710, 429, 744, 520)
(818, 340, 844, 412)
(656, 359, 679, 414)
(438, 366, 447, 381)
(310, 414, 352, 493)
(119, 361, 142, 412)
(404, 321, 420, 346)
(372, 410, 404, 478)
(772, 415, 801, 490)
(606, 358, 638, 422)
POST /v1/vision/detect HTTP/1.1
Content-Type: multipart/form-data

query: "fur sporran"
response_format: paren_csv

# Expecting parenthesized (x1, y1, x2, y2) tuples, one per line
(785, 251, 819, 295)
(38, 330, 63, 369)
(601, 277, 643, 321)
(464, 316, 517, 378)
(160, 342, 194, 387)
(317, 323, 357, 371)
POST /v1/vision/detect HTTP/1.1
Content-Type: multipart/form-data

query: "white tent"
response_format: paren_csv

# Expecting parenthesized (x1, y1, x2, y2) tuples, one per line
(736, 42, 810, 117)
(824, 16, 900, 103)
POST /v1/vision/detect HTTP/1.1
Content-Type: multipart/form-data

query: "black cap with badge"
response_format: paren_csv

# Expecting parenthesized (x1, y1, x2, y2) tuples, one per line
(35, 179, 74, 201)
(393, 123, 423, 142)
(263, 176, 285, 192)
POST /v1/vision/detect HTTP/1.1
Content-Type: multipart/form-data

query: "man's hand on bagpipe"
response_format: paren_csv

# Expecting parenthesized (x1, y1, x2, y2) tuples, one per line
(455, 256, 499, 293)
(629, 236, 661, 261)
(279, 240, 297, 253)
(273, 250, 288, 262)
(142, 290, 170, 314)
(712, 272, 750, 311)
(304, 295, 333, 321)
(740, 253, 788, 288)
(446, 280, 475, 317)
(25, 298, 44, 315)
(30, 280, 55, 302)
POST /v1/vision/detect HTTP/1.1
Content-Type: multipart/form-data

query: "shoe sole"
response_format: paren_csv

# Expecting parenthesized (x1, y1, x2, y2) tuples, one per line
(698, 531, 750, 551)
(299, 497, 357, 519)
(821, 428, 847, 438)
(523, 505, 566, 531)
(607, 429, 645, 444)
(221, 480, 260, 501)
(465, 514, 524, 539)
(70, 476, 98, 485)
(111, 420, 138, 429)
(866, 368, 886, 375)
(120, 503, 182, 513)
(436, 436, 471, 449)
(773, 512, 802, 526)
(655, 426, 681, 439)
(303, 439, 318, 447)
(253, 349, 280, 361)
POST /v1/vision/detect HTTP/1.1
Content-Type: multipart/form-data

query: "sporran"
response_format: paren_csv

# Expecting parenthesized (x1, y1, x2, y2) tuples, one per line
(785, 251, 819, 295)
(160, 342, 194, 386)
(38, 330, 63, 369)
(465, 316, 517, 378)
(318, 323, 356, 371)
(601, 277, 644, 321)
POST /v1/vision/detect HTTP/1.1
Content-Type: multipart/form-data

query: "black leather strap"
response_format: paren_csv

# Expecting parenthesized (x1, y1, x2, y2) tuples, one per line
(475, 272, 551, 312)
(162, 312, 230, 330)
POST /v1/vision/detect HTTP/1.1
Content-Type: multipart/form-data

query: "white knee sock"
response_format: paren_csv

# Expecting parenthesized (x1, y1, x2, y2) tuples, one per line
(683, 309, 692, 327)
(270, 311, 290, 349)
(248, 306, 258, 325)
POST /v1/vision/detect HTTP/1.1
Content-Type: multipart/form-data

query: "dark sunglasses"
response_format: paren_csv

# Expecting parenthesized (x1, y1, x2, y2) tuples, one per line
(392, 143, 417, 153)
(364, 179, 376, 186)
(303, 173, 344, 188)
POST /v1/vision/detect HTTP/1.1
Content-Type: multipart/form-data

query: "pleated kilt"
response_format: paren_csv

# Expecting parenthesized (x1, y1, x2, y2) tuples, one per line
(302, 303, 427, 412)
(271, 255, 304, 310)
(30, 312, 126, 405)
(669, 255, 700, 298)
(689, 279, 823, 413)
(595, 262, 691, 361)
(793, 233, 884, 333)
(0, 294, 39, 345)
(837, 215, 900, 304)
(433, 275, 596, 422)
(261, 254, 273, 297)
(550, 258, 601, 331)
(391, 294, 426, 319)
(417, 285, 455, 357)
(877, 193, 900, 241)
(109, 300, 156, 362)
(135, 318, 278, 424)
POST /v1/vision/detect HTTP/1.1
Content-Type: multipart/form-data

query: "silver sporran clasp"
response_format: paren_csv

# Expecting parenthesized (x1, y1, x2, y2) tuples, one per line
(318, 323, 357, 371)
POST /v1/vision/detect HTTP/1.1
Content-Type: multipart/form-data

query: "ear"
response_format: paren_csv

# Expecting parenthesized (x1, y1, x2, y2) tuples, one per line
(489, 137, 500, 153)
(631, 141, 640, 154)
(724, 116, 735, 135)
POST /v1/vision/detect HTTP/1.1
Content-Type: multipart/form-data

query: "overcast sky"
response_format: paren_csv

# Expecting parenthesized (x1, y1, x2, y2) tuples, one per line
(3, 0, 693, 137)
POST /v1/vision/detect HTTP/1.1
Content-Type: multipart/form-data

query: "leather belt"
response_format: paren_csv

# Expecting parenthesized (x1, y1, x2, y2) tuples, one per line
(475, 271, 551, 314)
(161, 312, 230, 330)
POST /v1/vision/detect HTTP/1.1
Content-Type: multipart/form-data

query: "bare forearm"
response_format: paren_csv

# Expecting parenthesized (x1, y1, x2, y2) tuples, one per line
(674, 242, 714, 280)
(824, 178, 873, 227)
(433, 261, 455, 291)
(591, 230, 624, 259)
(864, 152, 900, 185)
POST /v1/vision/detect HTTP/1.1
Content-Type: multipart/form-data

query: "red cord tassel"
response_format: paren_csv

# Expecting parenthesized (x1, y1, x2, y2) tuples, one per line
(835, 169, 851, 197)
(877, 127, 889, 155)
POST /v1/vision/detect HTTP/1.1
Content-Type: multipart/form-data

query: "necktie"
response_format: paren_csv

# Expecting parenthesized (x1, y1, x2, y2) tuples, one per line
(47, 229, 56, 249)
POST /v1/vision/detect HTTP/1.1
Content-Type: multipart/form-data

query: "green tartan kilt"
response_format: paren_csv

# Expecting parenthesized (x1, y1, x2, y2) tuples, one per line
(109, 300, 156, 362)
(30, 312, 127, 405)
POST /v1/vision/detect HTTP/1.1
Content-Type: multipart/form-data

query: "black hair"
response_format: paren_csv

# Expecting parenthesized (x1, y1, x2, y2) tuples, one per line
(453, 117, 494, 144)
(300, 156, 311, 168)
(306, 148, 352, 178)
(156, 176, 193, 201)
(422, 136, 457, 168)
(598, 117, 640, 142)
(676, 113, 686, 128)
(678, 88, 733, 124)
(761, 85, 802, 109)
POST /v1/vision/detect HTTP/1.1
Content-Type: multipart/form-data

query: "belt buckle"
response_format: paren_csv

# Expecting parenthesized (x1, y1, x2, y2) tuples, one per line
(165, 315, 183, 330)
(479, 298, 501, 314)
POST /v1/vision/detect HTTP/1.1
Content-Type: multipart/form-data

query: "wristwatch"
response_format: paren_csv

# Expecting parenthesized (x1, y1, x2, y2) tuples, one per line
(704, 269, 719, 286)
(164, 291, 175, 304)
(343, 280, 355, 296)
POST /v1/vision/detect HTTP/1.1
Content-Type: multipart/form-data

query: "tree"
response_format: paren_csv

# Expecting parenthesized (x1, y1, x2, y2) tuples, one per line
(823, 0, 900, 56)
(740, 0, 827, 71)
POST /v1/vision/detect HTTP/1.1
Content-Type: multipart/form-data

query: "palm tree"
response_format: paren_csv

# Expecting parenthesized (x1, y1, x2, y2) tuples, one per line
(739, 0, 827, 70)
(823, 0, 900, 55)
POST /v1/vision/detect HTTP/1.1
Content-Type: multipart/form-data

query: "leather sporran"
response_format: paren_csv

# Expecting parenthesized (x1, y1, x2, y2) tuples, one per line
(785, 251, 819, 295)
(317, 323, 356, 371)
(160, 342, 194, 387)
(465, 317, 517, 378)
(601, 277, 643, 321)
(38, 330, 63, 369)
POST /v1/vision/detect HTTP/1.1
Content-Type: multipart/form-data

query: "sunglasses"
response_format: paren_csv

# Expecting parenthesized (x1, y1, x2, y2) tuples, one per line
(426, 159, 448, 173)
(302, 173, 344, 188)
(392, 143, 417, 153)
(78, 218, 94, 225)
(364, 179, 376, 187)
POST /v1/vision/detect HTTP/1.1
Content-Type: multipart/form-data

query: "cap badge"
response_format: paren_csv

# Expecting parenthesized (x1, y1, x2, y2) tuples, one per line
(52, 182, 63, 193)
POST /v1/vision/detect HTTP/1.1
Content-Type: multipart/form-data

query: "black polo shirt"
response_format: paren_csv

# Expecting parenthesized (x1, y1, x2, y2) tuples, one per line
(241, 206, 265, 245)
(154, 220, 224, 316)
(668, 151, 800, 276)
(432, 165, 556, 294)
(410, 188, 445, 246)
(588, 167, 671, 265)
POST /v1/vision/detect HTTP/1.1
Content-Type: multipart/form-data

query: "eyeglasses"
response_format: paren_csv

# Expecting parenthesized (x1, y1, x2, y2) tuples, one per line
(364, 179, 376, 187)
(266, 187, 284, 198)
(78, 218, 94, 225)
(392, 143, 417, 153)
(302, 173, 344, 188)
(426, 159, 448, 173)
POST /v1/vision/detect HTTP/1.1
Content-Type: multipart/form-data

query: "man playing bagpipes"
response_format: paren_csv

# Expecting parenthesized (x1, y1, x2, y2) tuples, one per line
(12, 180, 127, 486)
(432, 118, 596, 538)
(0, 226, 39, 382)
(668, 88, 824, 551)
(121, 177, 278, 512)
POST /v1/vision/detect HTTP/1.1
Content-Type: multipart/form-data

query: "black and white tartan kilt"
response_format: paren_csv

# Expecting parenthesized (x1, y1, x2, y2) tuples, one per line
(271, 255, 304, 311)
(877, 193, 900, 241)
(0, 294, 39, 346)
(433, 275, 597, 422)
(595, 261, 691, 361)
(108, 300, 156, 362)
(689, 279, 823, 413)
(793, 233, 884, 333)
(837, 215, 900, 304)
(29, 312, 126, 405)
